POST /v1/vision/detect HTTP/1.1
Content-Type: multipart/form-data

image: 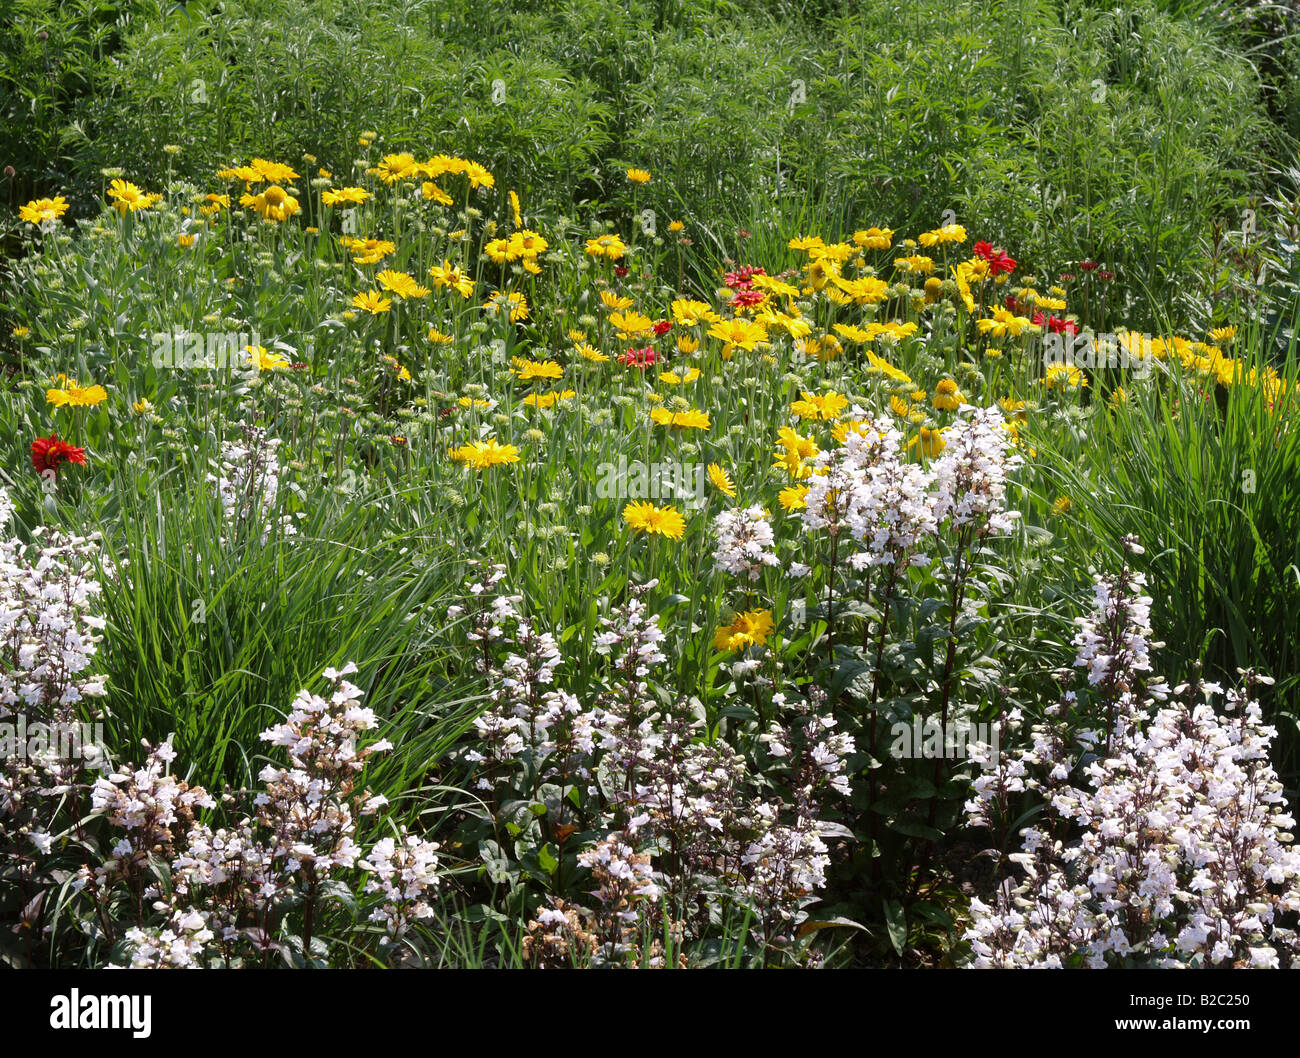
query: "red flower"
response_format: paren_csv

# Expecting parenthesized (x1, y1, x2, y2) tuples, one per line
(618, 346, 657, 370)
(1097, 270, 1114, 281)
(614, 266, 629, 278)
(1079, 260, 1099, 272)
(723, 265, 766, 290)
(30, 434, 86, 476)
(1033, 312, 1078, 336)
(730, 289, 766, 309)
(973, 240, 1016, 275)
(652, 319, 672, 336)
(1059, 272, 1076, 283)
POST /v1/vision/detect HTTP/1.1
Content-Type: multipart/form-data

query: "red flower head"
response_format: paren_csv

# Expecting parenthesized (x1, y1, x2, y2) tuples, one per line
(1097, 270, 1114, 281)
(653, 319, 672, 336)
(730, 289, 766, 309)
(614, 266, 629, 278)
(619, 346, 657, 370)
(1033, 312, 1078, 336)
(1079, 260, 1099, 272)
(973, 240, 1016, 275)
(1059, 272, 1076, 283)
(723, 265, 766, 291)
(31, 434, 86, 476)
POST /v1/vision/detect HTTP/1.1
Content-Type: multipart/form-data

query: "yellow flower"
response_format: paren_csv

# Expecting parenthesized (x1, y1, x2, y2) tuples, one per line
(485, 289, 529, 322)
(830, 275, 890, 305)
(376, 269, 430, 299)
(707, 464, 736, 498)
(676, 336, 700, 355)
(778, 484, 809, 511)
(609, 309, 654, 336)
(852, 227, 894, 250)
(790, 390, 848, 422)
(789, 234, 826, 254)
(918, 223, 967, 247)
(46, 375, 108, 407)
(998, 397, 1028, 421)
(509, 230, 547, 259)
(177, 233, 197, 247)
(19, 196, 69, 225)
(908, 426, 947, 458)
(894, 254, 935, 275)
(512, 358, 563, 382)
(585, 234, 627, 260)
(422, 180, 453, 205)
(650, 406, 710, 431)
(773, 426, 819, 479)
(668, 220, 684, 233)
(428, 260, 475, 298)
(131, 398, 154, 416)
(1052, 496, 1072, 516)
(623, 501, 686, 540)
(1108, 386, 1129, 408)
(1044, 364, 1088, 390)
(658, 368, 700, 385)
(952, 262, 977, 313)
(1208, 325, 1237, 345)
(977, 307, 1038, 339)
(626, 168, 652, 184)
(713, 610, 774, 652)
(107, 179, 160, 214)
(671, 299, 716, 328)
(352, 290, 392, 314)
(239, 184, 300, 223)
(367, 153, 421, 185)
(799, 333, 844, 362)
(708, 317, 768, 353)
(751, 274, 801, 299)
(449, 437, 520, 470)
(522, 389, 576, 409)
(340, 236, 396, 264)
(931, 379, 966, 411)
(246, 346, 291, 371)
(12, 326, 30, 339)
(600, 290, 635, 311)
(575, 342, 610, 363)
(321, 187, 371, 207)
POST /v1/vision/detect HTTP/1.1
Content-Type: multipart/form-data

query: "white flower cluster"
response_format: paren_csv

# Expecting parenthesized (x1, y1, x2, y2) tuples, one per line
(92, 664, 439, 967)
(800, 405, 1020, 569)
(360, 834, 443, 937)
(462, 577, 856, 942)
(208, 424, 296, 542)
(712, 506, 780, 581)
(578, 833, 662, 923)
(119, 910, 215, 969)
(965, 544, 1300, 968)
(0, 506, 111, 854)
(0, 521, 108, 716)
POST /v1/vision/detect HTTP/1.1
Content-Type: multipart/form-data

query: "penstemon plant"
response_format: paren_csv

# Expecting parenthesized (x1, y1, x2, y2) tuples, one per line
(964, 536, 1300, 968)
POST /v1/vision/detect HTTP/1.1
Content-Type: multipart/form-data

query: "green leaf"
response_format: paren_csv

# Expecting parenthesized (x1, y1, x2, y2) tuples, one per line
(883, 899, 906, 955)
